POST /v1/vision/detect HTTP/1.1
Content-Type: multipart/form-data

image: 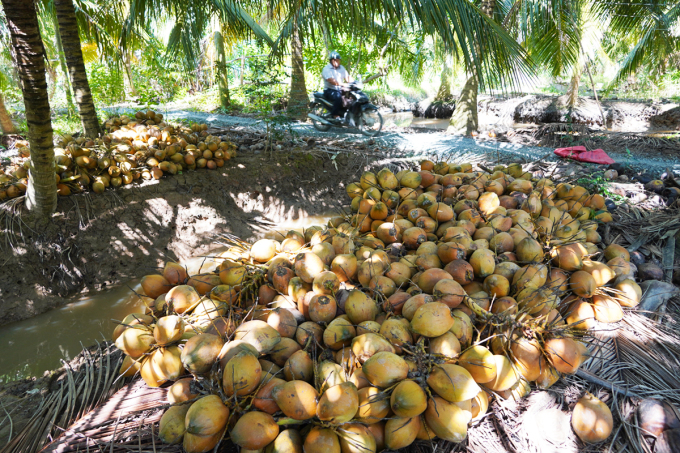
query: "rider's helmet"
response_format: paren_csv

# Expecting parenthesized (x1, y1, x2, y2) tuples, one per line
(328, 50, 341, 61)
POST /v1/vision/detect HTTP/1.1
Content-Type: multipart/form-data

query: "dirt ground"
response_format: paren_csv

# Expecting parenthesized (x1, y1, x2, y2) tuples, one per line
(0, 133, 401, 327)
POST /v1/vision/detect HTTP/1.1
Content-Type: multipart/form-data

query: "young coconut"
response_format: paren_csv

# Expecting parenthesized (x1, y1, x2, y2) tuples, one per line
(571, 393, 614, 443)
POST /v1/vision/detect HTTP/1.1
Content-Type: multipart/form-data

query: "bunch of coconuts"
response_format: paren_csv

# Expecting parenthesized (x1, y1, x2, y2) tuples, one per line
(0, 110, 236, 200)
(111, 159, 646, 452)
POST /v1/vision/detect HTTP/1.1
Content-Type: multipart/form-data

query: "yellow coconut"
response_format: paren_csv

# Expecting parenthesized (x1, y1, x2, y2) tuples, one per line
(424, 396, 471, 443)
(115, 325, 155, 359)
(181, 333, 224, 375)
(222, 351, 262, 396)
(384, 417, 421, 450)
(515, 237, 544, 263)
(545, 338, 583, 374)
(323, 318, 356, 350)
(141, 274, 171, 299)
(390, 380, 428, 417)
(317, 382, 360, 423)
(379, 318, 413, 353)
(362, 351, 409, 388)
(571, 393, 614, 443)
(272, 380, 319, 420)
(604, 244, 630, 262)
(581, 260, 615, 287)
(163, 262, 188, 286)
(471, 390, 490, 422)
(154, 315, 185, 346)
(345, 290, 379, 324)
(231, 411, 280, 450)
(592, 295, 624, 323)
(253, 377, 286, 414)
(484, 355, 520, 392)
(294, 252, 326, 283)
(615, 279, 642, 307)
(337, 424, 377, 453)
(303, 427, 341, 453)
(183, 432, 223, 453)
(165, 285, 201, 314)
(566, 300, 597, 330)
(410, 302, 455, 337)
(469, 249, 496, 278)
(168, 377, 198, 403)
(427, 363, 481, 402)
(458, 345, 497, 384)
(429, 331, 461, 359)
(357, 386, 391, 423)
(185, 395, 229, 437)
(159, 404, 190, 444)
(266, 429, 303, 453)
(233, 320, 282, 354)
(569, 270, 597, 298)
(251, 239, 279, 263)
(351, 333, 396, 363)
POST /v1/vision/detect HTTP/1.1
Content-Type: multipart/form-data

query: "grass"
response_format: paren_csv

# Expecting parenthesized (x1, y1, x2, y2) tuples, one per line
(576, 172, 627, 205)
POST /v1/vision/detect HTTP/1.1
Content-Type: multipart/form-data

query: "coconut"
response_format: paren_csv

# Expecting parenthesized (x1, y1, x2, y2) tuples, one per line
(296, 321, 325, 347)
(166, 378, 197, 405)
(331, 254, 358, 282)
(309, 294, 338, 323)
(115, 325, 155, 359)
(571, 393, 614, 443)
(304, 427, 341, 453)
(233, 320, 282, 353)
(185, 395, 229, 437)
(458, 345, 497, 384)
(402, 294, 432, 320)
(351, 333, 396, 363)
(379, 318, 413, 353)
(410, 302, 455, 337)
(266, 429, 303, 453)
(251, 239, 279, 263)
(357, 386, 391, 423)
(403, 227, 427, 250)
(222, 351, 262, 396)
(269, 337, 302, 366)
(615, 279, 642, 307)
(469, 249, 496, 278)
(384, 417, 421, 450)
(159, 404, 190, 444)
(390, 380, 428, 418)
(181, 334, 223, 375)
(484, 274, 510, 297)
(425, 396, 471, 443)
(141, 274, 171, 299)
(272, 380, 319, 420)
(569, 271, 597, 298)
(450, 310, 473, 346)
(510, 338, 541, 381)
(444, 259, 475, 285)
(592, 295, 624, 323)
(266, 308, 297, 339)
(345, 290, 379, 324)
(566, 300, 597, 330)
(604, 244, 630, 262)
(317, 382, 359, 423)
(323, 318, 356, 350)
(581, 260, 615, 287)
(163, 262, 188, 286)
(294, 252, 325, 283)
(545, 338, 583, 374)
(253, 377, 286, 414)
(231, 411, 280, 449)
(427, 363, 481, 402)
(485, 355, 520, 392)
(183, 432, 222, 453)
(337, 424, 377, 453)
(362, 351, 409, 388)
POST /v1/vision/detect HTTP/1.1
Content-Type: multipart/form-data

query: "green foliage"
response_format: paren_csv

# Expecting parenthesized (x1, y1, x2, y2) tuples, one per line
(86, 62, 125, 105)
(576, 173, 625, 204)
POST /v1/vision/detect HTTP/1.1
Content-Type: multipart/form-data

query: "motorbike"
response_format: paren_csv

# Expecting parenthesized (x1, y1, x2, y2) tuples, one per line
(307, 78, 384, 137)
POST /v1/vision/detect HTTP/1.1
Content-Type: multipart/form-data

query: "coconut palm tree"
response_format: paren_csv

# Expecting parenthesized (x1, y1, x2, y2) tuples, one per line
(54, 0, 101, 137)
(594, 0, 680, 91)
(1, 0, 57, 218)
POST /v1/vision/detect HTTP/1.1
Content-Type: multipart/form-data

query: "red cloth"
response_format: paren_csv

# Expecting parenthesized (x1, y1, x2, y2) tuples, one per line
(554, 146, 615, 165)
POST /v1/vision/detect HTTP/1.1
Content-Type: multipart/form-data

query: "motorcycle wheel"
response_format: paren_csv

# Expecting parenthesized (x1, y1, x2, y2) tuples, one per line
(310, 104, 332, 132)
(358, 109, 383, 137)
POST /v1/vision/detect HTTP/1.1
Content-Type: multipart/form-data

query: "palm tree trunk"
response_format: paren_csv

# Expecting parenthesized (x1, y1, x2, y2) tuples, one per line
(0, 92, 17, 134)
(2, 0, 57, 218)
(54, 0, 101, 137)
(434, 60, 452, 102)
(52, 12, 75, 115)
(449, 0, 496, 135)
(214, 29, 230, 110)
(288, 15, 308, 120)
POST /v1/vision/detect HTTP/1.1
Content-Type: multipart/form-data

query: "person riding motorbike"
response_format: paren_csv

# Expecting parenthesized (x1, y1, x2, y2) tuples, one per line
(322, 50, 351, 122)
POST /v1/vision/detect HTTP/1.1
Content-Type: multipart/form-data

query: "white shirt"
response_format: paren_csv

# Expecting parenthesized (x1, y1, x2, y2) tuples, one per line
(322, 63, 349, 91)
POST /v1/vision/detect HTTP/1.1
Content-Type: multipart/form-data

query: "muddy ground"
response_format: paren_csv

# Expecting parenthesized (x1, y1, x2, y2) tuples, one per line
(0, 132, 403, 327)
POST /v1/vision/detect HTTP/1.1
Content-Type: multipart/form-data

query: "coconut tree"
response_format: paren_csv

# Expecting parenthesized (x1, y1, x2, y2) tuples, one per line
(594, 0, 680, 91)
(53, 0, 101, 137)
(1, 0, 57, 217)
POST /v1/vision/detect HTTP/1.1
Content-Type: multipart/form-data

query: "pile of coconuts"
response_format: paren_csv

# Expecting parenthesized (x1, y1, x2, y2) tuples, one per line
(0, 110, 236, 201)
(112, 159, 652, 453)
